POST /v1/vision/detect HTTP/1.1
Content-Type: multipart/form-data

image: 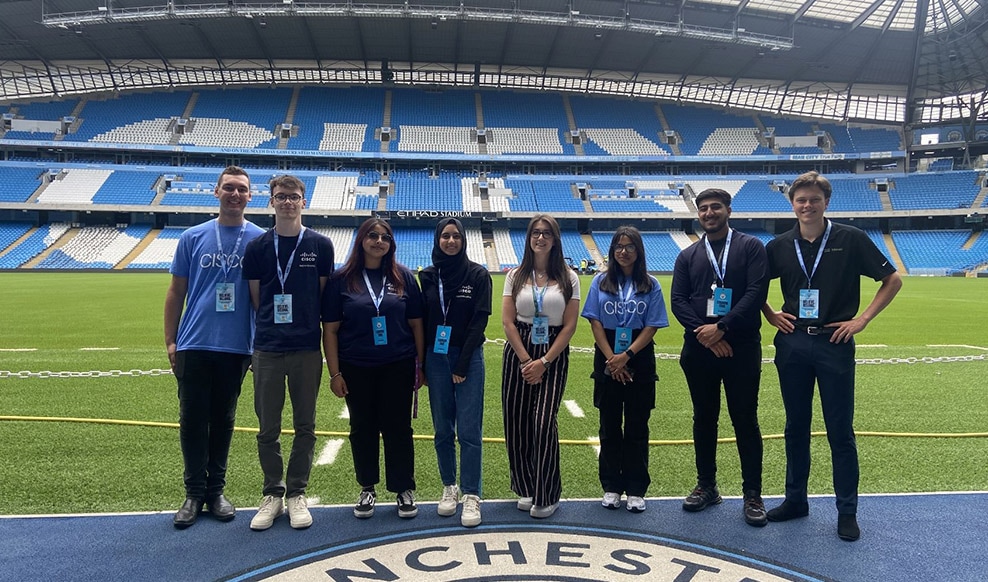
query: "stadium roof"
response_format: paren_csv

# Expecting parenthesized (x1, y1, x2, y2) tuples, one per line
(2, 0, 988, 124)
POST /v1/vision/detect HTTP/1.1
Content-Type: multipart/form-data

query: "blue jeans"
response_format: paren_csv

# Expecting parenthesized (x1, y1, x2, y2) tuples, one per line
(426, 346, 485, 496)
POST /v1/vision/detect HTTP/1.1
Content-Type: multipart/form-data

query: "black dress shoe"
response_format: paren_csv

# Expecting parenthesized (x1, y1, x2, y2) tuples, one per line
(837, 513, 860, 541)
(206, 494, 236, 522)
(766, 499, 810, 522)
(174, 498, 203, 529)
(742, 490, 768, 527)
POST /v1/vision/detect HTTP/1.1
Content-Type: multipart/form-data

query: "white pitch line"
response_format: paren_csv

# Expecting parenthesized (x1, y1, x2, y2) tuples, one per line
(588, 436, 600, 457)
(928, 344, 988, 351)
(563, 400, 585, 418)
(315, 439, 344, 466)
(857, 344, 888, 348)
(0, 348, 37, 352)
(79, 347, 120, 351)
(339, 405, 350, 419)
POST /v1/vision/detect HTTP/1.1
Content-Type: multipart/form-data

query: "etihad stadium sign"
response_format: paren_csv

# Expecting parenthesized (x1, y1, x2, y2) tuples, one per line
(228, 525, 822, 582)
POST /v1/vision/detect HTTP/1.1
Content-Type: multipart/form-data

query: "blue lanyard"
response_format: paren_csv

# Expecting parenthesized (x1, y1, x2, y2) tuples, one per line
(702, 228, 732, 287)
(531, 271, 549, 315)
(438, 268, 452, 326)
(213, 219, 247, 282)
(619, 277, 636, 328)
(273, 226, 305, 294)
(362, 269, 388, 317)
(794, 220, 832, 288)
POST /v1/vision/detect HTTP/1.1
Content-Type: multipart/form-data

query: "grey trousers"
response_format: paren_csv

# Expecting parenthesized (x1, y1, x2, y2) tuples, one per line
(252, 349, 323, 498)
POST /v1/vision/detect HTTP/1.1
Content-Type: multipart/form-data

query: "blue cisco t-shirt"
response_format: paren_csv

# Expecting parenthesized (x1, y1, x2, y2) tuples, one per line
(581, 273, 669, 331)
(170, 219, 265, 355)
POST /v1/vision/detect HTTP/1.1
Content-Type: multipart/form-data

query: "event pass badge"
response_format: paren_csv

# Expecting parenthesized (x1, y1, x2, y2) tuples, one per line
(434, 325, 451, 354)
(615, 327, 632, 353)
(215, 282, 235, 312)
(273, 294, 293, 324)
(372, 316, 388, 345)
(799, 289, 820, 319)
(532, 315, 549, 345)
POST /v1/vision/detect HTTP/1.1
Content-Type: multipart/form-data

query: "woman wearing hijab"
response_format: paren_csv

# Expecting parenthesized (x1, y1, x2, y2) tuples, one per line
(419, 219, 493, 528)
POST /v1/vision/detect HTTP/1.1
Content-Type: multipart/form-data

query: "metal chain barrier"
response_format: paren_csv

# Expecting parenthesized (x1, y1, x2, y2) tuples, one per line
(0, 348, 983, 379)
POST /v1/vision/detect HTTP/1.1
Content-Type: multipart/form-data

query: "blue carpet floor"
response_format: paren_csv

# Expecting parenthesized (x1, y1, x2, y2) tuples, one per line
(2, 492, 983, 581)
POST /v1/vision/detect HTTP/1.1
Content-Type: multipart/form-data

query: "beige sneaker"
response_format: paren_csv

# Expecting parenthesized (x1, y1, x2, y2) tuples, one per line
(461, 494, 482, 528)
(287, 494, 312, 529)
(438, 484, 459, 517)
(249, 495, 284, 531)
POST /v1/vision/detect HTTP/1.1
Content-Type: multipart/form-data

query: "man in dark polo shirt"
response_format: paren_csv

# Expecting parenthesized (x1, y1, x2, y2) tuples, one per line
(671, 188, 770, 527)
(762, 171, 902, 542)
(242, 174, 335, 531)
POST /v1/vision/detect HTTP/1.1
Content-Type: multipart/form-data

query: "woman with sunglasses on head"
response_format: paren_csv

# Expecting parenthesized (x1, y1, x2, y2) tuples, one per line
(418, 218, 493, 528)
(581, 226, 668, 514)
(501, 214, 580, 519)
(322, 218, 425, 520)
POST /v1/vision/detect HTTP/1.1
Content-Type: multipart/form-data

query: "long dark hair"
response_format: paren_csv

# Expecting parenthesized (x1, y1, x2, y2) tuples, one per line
(337, 218, 406, 296)
(599, 225, 652, 295)
(510, 214, 573, 302)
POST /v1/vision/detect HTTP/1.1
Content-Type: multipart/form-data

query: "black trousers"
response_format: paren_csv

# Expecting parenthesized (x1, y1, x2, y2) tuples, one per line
(343, 357, 417, 494)
(596, 377, 653, 497)
(679, 340, 763, 494)
(175, 349, 251, 500)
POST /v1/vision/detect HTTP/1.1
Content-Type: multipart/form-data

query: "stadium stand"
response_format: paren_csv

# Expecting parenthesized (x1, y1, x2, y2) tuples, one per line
(0, 223, 70, 268)
(181, 87, 290, 149)
(126, 227, 186, 270)
(828, 179, 884, 212)
(387, 170, 463, 211)
(0, 166, 43, 202)
(308, 175, 360, 211)
(893, 230, 988, 275)
(569, 96, 670, 156)
(91, 172, 160, 206)
(482, 91, 573, 155)
(716, 180, 792, 212)
(290, 86, 385, 152)
(37, 224, 152, 269)
(592, 231, 687, 272)
(661, 104, 772, 156)
(0, 222, 33, 251)
(889, 171, 981, 210)
(65, 92, 191, 143)
(35, 169, 112, 205)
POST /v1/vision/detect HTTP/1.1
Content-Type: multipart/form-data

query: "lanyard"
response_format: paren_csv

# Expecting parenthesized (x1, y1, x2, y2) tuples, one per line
(531, 271, 549, 315)
(702, 228, 732, 287)
(213, 219, 247, 282)
(362, 269, 388, 317)
(619, 277, 637, 327)
(437, 268, 452, 325)
(794, 220, 832, 288)
(273, 226, 306, 294)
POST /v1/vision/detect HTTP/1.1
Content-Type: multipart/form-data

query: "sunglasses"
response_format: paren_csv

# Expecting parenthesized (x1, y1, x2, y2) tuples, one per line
(366, 231, 394, 243)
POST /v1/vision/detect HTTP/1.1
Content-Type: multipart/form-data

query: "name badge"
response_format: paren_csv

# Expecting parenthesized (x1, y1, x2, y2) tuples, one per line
(712, 287, 732, 317)
(531, 316, 549, 345)
(434, 325, 452, 354)
(799, 289, 820, 319)
(614, 327, 632, 353)
(372, 316, 388, 346)
(215, 282, 235, 312)
(273, 294, 293, 324)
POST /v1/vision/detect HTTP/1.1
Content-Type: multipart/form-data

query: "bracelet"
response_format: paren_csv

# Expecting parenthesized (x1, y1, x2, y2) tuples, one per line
(519, 359, 532, 368)
(540, 356, 550, 367)
(330, 372, 342, 381)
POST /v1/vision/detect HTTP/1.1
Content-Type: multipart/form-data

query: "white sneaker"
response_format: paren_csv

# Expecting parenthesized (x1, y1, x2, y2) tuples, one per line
(626, 496, 646, 513)
(250, 495, 284, 531)
(530, 502, 559, 519)
(602, 492, 621, 509)
(438, 484, 460, 517)
(517, 497, 534, 512)
(461, 495, 482, 528)
(287, 494, 312, 529)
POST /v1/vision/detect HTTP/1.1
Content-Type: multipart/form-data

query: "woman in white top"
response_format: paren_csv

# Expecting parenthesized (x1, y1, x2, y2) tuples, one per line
(501, 214, 581, 519)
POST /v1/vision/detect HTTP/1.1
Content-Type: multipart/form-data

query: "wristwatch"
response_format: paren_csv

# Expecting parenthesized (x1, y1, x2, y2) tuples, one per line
(716, 321, 728, 332)
(624, 348, 635, 358)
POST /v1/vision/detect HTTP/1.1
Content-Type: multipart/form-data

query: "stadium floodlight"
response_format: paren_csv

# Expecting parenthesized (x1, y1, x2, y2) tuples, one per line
(37, 1, 794, 50)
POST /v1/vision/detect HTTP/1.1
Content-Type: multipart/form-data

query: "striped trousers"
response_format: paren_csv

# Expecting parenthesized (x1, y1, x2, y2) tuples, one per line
(501, 321, 570, 507)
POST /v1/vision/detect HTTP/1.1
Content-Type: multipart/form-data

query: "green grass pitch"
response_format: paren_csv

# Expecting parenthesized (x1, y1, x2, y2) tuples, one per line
(0, 272, 986, 514)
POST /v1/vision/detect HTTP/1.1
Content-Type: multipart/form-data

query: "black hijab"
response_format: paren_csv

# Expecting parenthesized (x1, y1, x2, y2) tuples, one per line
(431, 218, 470, 290)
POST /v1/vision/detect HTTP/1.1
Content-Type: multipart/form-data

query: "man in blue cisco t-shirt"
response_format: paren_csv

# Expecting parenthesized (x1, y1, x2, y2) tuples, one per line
(165, 166, 265, 529)
(242, 174, 334, 531)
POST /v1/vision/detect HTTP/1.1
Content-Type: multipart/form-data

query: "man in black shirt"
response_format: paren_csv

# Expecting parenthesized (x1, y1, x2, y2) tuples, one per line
(762, 171, 901, 542)
(671, 188, 770, 527)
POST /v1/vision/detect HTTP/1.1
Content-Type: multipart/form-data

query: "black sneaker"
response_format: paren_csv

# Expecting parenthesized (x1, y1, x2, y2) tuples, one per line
(742, 490, 768, 527)
(766, 499, 810, 522)
(353, 488, 376, 519)
(837, 513, 860, 541)
(682, 484, 722, 512)
(397, 489, 418, 519)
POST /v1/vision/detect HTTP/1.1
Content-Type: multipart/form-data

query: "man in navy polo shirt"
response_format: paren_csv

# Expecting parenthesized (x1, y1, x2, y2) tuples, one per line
(671, 188, 770, 527)
(762, 171, 901, 542)
(242, 174, 334, 531)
